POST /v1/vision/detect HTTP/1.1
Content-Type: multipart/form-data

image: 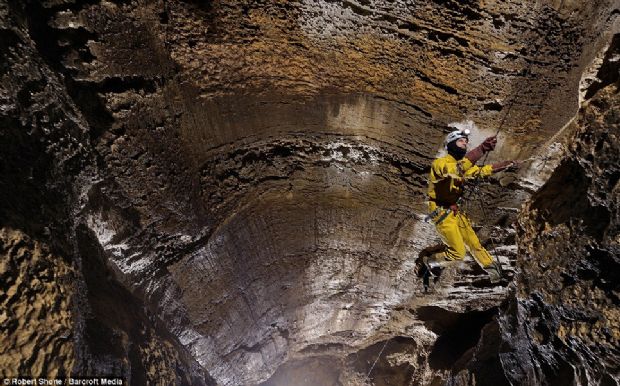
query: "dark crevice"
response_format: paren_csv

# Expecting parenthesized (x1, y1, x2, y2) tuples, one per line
(483, 100, 504, 111)
(428, 30, 470, 47)
(65, 78, 115, 140)
(16, 78, 48, 109)
(417, 306, 498, 370)
(373, 95, 433, 118)
(398, 21, 421, 33)
(75, 224, 216, 385)
(531, 159, 610, 240)
(439, 47, 465, 58)
(584, 33, 620, 100)
(492, 16, 505, 29)
(417, 71, 459, 95)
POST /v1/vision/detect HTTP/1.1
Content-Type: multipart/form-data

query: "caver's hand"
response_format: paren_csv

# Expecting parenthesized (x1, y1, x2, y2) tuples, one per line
(480, 135, 497, 152)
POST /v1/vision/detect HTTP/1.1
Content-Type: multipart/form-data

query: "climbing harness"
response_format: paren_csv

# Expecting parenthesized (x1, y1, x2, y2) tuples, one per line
(433, 208, 452, 226)
(424, 207, 452, 225)
(425, 197, 463, 224)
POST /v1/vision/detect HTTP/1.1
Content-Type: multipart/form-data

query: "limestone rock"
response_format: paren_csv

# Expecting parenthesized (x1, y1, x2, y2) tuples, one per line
(0, 0, 618, 385)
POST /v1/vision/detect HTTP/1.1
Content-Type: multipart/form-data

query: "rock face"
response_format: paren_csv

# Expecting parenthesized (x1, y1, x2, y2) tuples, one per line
(0, 229, 75, 377)
(0, 0, 618, 385)
(440, 36, 620, 386)
(517, 91, 620, 386)
(0, 1, 210, 383)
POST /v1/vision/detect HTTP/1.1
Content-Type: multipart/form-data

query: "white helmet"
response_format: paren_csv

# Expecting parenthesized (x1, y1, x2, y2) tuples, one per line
(444, 128, 471, 148)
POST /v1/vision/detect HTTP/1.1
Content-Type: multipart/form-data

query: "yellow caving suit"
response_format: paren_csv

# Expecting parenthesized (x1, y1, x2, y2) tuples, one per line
(427, 154, 494, 268)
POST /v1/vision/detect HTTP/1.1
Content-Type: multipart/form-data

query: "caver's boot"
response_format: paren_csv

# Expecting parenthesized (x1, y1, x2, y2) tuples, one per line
(416, 250, 451, 292)
(484, 260, 503, 284)
(415, 245, 446, 275)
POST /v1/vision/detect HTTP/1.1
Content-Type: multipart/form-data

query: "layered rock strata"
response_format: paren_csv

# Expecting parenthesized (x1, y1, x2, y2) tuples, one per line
(0, 0, 618, 385)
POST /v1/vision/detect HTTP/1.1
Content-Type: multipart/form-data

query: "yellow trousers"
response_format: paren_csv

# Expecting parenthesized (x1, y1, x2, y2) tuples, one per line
(433, 209, 494, 268)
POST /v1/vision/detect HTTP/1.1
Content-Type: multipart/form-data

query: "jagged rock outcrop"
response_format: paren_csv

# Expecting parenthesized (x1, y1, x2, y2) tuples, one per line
(0, 0, 618, 385)
(0, 1, 212, 383)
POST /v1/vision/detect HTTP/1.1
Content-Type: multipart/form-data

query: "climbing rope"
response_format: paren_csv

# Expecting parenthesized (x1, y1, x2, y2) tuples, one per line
(366, 338, 390, 382)
(463, 33, 542, 273)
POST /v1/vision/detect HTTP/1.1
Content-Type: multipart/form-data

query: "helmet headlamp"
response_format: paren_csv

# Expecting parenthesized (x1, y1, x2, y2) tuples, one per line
(445, 129, 471, 148)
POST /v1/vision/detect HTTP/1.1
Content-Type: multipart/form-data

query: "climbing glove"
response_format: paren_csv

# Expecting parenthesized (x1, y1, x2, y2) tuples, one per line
(464, 146, 483, 164)
(465, 135, 497, 164)
(480, 135, 497, 152)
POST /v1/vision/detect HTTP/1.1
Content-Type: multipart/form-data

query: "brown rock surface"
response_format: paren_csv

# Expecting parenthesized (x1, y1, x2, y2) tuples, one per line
(0, 0, 618, 384)
(0, 229, 75, 378)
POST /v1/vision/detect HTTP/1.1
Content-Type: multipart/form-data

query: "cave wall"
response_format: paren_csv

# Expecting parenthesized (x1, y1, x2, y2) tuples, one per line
(0, 0, 212, 382)
(0, 0, 619, 385)
(454, 36, 620, 386)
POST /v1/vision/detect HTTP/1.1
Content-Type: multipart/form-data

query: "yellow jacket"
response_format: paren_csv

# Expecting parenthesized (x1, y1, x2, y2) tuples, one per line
(427, 154, 493, 212)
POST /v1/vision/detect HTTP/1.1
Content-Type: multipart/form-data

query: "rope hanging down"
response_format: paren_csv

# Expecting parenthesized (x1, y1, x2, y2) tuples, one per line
(463, 65, 531, 257)
(475, 8, 564, 173)
(465, 65, 530, 264)
(366, 338, 390, 382)
(465, 18, 557, 267)
(369, 9, 566, 380)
